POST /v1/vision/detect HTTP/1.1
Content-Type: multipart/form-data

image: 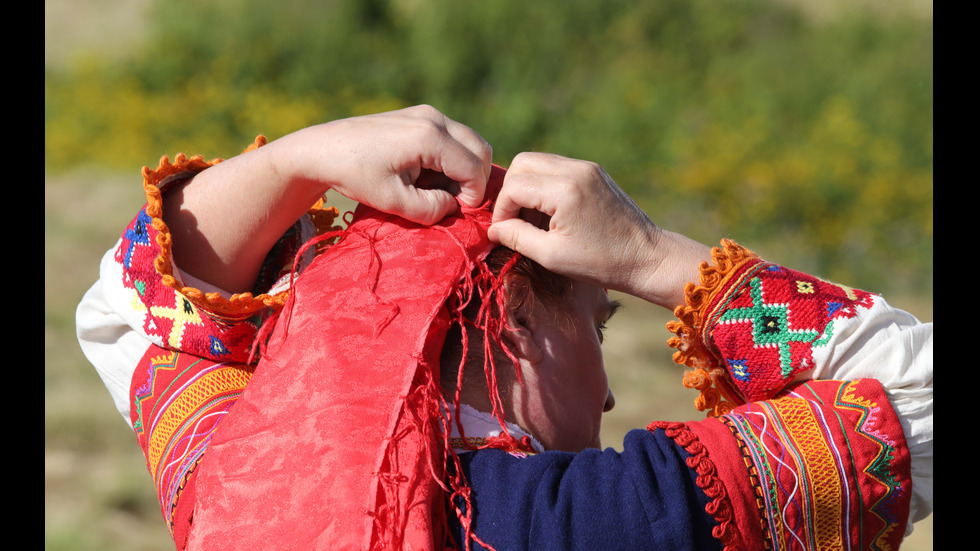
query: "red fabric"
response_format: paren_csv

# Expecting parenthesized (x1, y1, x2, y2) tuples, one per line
(658, 378, 912, 551)
(129, 346, 254, 550)
(703, 262, 876, 404)
(187, 167, 509, 550)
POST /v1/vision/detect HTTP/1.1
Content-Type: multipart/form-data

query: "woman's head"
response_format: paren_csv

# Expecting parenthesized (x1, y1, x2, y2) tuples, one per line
(440, 246, 619, 452)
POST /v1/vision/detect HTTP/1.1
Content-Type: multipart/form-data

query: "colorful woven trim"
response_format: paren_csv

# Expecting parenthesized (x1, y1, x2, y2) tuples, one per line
(130, 347, 254, 540)
(647, 420, 742, 551)
(721, 380, 909, 550)
(651, 378, 911, 551)
(667, 240, 876, 416)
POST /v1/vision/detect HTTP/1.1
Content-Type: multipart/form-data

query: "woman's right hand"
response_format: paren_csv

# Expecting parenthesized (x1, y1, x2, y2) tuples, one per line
(488, 152, 711, 310)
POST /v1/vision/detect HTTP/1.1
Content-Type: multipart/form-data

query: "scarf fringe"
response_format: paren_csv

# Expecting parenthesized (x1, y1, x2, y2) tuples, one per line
(426, 231, 532, 551)
(260, 214, 529, 551)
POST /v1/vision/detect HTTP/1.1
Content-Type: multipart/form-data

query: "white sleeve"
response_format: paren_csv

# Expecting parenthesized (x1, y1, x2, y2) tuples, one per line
(75, 239, 241, 428)
(808, 297, 933, 529)
(75, 241, 153, 428)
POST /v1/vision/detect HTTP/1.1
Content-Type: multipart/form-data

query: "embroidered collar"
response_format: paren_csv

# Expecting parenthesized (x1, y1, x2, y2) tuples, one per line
(449, 403, 544, 454)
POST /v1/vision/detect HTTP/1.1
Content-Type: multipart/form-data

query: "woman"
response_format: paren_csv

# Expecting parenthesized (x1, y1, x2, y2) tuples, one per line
(77, 105, 931, 550)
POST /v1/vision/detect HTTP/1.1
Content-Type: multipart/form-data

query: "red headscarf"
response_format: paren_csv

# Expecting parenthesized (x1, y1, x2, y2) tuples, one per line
(186, 166, 528, 550)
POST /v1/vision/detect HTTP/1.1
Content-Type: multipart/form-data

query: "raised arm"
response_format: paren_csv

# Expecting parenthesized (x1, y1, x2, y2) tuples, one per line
(164, 105, 493, 293)
(489, 151, 932, 529)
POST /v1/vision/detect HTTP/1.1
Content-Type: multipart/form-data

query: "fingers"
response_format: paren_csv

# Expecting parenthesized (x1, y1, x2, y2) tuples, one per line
(491, 152, 591, 231)
(403, 105, 492, 209)
(440, 115, 493, 207)
(393, 185, 460, 226)
(486, 216, 551, 261)
(322, 105, 493, 225)
(491, 153, 557, 226)
(488, 152, 651, 291)
(490, 182, 542, 229)
(489, 153, 590, 269)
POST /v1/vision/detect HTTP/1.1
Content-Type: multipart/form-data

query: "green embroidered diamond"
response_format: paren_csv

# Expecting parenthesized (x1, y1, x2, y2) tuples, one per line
(718, 277, 823, 377)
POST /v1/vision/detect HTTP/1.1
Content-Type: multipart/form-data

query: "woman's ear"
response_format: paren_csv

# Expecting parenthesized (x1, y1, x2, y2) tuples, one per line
(501, 308, 543, 364)
(500, 274, 543, 364)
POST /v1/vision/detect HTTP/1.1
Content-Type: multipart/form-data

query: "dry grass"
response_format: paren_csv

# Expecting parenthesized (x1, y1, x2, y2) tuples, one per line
(46, 170, 175, 550)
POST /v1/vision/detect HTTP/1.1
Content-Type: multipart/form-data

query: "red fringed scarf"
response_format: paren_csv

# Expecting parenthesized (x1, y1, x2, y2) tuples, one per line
(186, 166, 530, 550)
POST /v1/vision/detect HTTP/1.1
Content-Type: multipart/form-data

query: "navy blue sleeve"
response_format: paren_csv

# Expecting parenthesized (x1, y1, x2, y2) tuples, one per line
(450, 428, 721, 551)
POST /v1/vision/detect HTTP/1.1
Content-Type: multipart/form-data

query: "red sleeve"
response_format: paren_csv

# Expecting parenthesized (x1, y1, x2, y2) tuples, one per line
(117, 138, 339, 364)
(650, 378, 912, 550)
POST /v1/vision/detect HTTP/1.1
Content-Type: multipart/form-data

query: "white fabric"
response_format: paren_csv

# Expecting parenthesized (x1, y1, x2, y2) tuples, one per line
(809, 296, 933, 530)
(450, 403, 545, 454)
(76, 241, 152, 428)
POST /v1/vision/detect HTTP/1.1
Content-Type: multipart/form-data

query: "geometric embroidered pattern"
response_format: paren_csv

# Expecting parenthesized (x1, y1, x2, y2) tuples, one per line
(834, 381, 907, 550)
(150, 294, 204, 352)
(122, 209, 152, 270)
(705, 263, 875, 403)
(718, 379, 909, 551)
(132, 348, 253, 535)
(115, 206, 262, 364)
(719, 276, 831, 377)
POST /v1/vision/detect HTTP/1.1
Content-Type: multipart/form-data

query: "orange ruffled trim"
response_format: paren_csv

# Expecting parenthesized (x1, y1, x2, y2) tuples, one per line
(141, 135, 340, 318)
(666, 239, 761, 417)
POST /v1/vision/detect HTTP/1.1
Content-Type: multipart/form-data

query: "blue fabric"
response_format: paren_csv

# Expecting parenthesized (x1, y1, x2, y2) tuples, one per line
(450, 428, 721, 551)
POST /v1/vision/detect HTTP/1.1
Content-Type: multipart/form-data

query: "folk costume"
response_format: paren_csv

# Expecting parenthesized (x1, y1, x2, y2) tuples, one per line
(77, 139, 932, 550)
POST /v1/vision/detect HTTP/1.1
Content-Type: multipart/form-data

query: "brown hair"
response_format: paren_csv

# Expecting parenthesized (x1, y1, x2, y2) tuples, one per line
(439, 246, 573, 402)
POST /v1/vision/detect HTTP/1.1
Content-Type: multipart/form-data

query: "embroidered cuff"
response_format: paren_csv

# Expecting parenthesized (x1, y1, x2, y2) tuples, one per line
(116, 137, 340, 362)
(667, 240, 876, 416)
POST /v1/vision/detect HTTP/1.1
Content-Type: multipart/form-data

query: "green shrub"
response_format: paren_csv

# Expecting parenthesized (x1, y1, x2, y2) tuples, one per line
(45, 0, 932, 295)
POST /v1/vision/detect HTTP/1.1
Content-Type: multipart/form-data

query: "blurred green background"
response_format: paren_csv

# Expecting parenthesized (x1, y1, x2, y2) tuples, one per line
(46, 0, 932, 549)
